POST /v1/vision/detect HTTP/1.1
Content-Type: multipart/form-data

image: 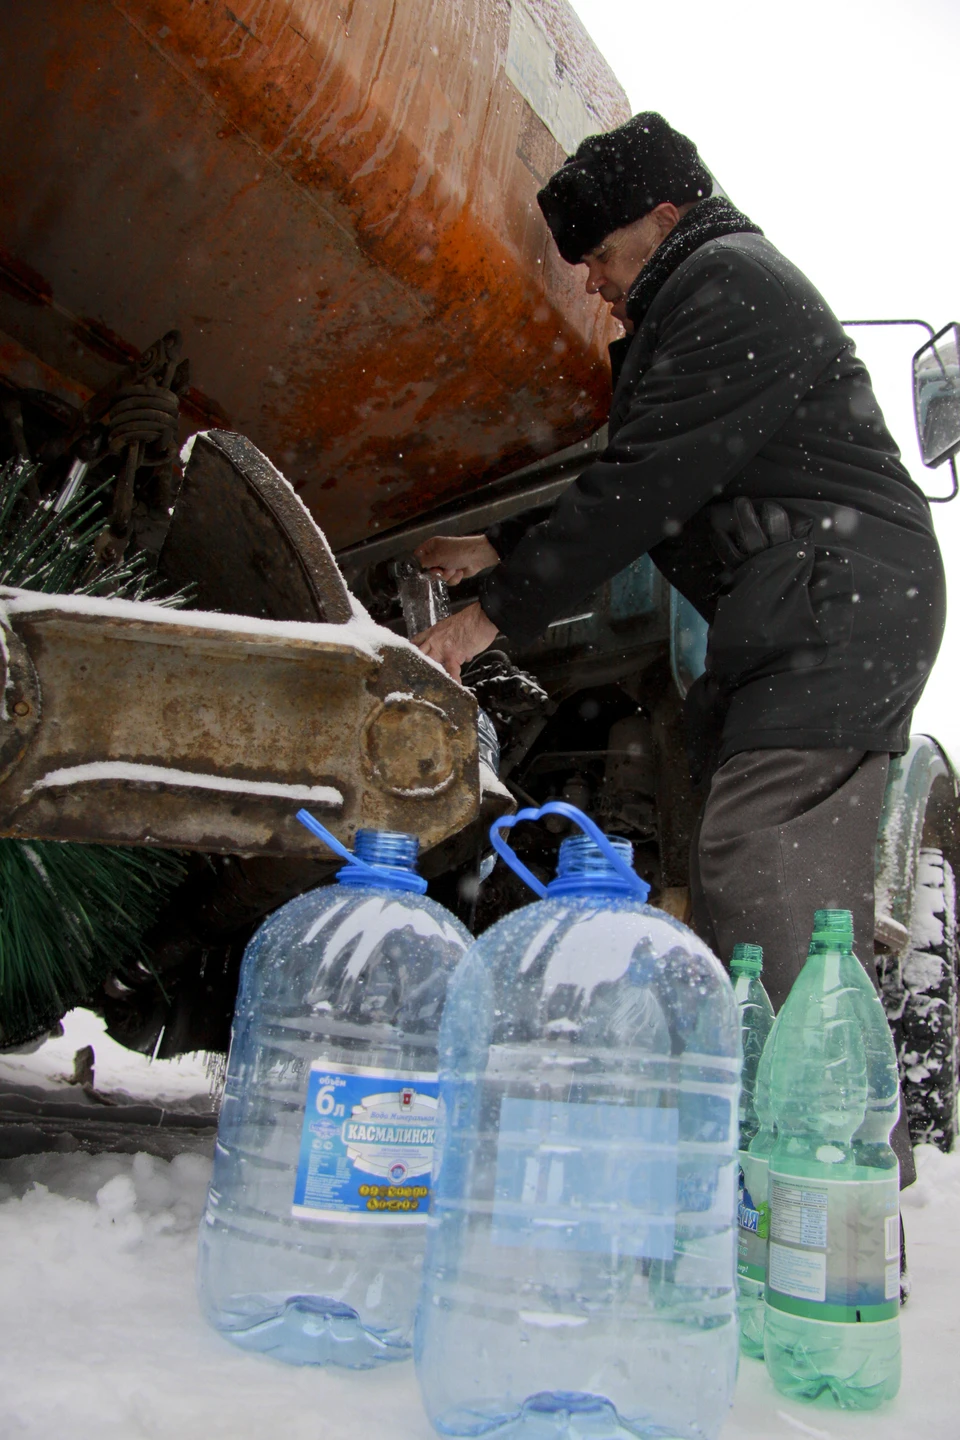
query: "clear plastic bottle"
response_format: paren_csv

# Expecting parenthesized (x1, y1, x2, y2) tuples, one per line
(764, 909, 901, 1408)
(730, 943, 775, 1360)
(415, 803, 741, 1440)
(742, 1014, 780, 1360)
(197, 820, 472, 1368)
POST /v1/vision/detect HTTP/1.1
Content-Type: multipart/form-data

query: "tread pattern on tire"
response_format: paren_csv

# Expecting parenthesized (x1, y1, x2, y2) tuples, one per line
(881, 849, 958, 1151)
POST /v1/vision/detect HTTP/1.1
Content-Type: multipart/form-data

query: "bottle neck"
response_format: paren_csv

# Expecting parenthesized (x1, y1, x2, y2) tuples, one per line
(730, 941, 763, 979)
(545, 833, 650, 901)
(336, 830, 426, 894)
(807, 907, 854, 957)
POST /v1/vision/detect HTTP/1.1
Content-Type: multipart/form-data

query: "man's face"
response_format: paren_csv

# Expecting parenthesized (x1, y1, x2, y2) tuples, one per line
(582, 204, 679, 332)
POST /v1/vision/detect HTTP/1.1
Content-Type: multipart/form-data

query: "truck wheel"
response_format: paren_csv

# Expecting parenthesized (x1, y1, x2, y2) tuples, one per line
(883, 848, 959, 1151)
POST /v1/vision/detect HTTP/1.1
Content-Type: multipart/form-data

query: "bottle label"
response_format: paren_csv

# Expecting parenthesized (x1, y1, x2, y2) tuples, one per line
(766, 1170, 900, 1322)
(490, 1096, 680, 1258)
(737, 1151, 769, 1283)
(291, 1061, 439, 1225)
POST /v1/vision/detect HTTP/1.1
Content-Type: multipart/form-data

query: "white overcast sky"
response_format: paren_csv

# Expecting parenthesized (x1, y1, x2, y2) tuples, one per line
(570, 0, 960, 759)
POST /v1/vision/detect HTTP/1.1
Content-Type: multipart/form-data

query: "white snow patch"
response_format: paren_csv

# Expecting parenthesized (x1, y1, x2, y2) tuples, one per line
(28, 761, 343, 808)
(916, 853, 944, 889)
(179, 431, 201, 468)
(901, 1141, 960, 1210)
(0, 584, 445, 674)
(0, 574, 478, 690)
(0, 595, 13, 720)
(0, 1008, 214, 1110)
(1, 1016, 957, 1440)
(902, 949, 945, 993)
(517, 1310, 588, 1328)
(911, 880, 944, 950)
(480, 759, 512, 802)
(380, 692, 449, 721)
(390, 782, 453, 798)
(0, 1145, 955, 1439)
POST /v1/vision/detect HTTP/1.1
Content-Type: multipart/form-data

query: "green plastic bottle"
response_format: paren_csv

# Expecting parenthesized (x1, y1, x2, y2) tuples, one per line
(764, 910, 901, 1409)
(731, 942, 775, 1359)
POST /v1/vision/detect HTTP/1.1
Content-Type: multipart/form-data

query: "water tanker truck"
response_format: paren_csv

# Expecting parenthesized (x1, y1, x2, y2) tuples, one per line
(0, 0, 958, 1152)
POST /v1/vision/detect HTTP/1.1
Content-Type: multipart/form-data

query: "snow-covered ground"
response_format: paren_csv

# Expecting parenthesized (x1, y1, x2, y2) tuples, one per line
(0, 1016, 957, 1440)
(0, 1008, 214, 1112)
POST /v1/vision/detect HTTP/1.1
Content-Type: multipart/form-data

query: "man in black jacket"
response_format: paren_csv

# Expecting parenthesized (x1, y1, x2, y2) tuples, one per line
(414, 115, 944, 1175)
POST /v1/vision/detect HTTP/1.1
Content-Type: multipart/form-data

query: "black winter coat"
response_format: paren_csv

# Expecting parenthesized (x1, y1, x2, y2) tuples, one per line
(478, 231, 945, 765)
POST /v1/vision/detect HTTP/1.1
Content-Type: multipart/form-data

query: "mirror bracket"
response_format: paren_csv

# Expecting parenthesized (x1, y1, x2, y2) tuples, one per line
(912, 321, 960, 495)
(842, 319, 959, 504)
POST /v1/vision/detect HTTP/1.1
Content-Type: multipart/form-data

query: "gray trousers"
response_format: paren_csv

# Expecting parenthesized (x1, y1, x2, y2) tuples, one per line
(689, 747, 915, 1187)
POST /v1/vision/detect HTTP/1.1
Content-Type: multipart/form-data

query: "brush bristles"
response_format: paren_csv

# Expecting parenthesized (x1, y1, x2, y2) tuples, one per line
(0, 458, 189, 1050)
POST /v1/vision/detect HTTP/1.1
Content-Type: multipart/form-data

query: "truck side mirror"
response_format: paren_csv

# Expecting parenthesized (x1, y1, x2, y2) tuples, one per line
(913, 323, 960, 500)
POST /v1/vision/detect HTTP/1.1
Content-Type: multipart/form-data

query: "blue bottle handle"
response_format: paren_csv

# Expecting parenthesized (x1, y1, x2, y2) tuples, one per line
(297, 808, 358, 864)
(489, 800, 647, 899)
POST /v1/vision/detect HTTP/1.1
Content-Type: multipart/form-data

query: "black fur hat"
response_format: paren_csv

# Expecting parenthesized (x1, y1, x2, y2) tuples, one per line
(537, 112, 713, 264)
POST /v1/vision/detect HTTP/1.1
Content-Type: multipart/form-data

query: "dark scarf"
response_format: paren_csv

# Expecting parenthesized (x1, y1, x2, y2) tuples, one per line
(625, 196, 763, 329)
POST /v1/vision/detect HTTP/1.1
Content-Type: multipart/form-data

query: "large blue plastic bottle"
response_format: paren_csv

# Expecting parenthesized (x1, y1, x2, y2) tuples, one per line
(764, 909, 901, 1408)
(415, 803, 741, 1440)
(197, 814, 472, 1368)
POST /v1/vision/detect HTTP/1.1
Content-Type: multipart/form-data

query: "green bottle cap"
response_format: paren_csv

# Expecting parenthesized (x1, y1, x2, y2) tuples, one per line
(811, 908, 854, 947)
(730, 942, 763, 977)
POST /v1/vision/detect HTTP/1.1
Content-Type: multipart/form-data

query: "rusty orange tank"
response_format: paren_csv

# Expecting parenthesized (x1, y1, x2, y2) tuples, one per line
(0, 0, 629, 548)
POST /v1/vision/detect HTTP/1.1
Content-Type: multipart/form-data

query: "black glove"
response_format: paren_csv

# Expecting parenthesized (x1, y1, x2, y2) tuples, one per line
(709, 496, 810, 569)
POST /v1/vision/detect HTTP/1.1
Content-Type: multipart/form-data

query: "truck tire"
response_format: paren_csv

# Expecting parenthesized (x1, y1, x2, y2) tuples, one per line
(883, 848, 959, 1151)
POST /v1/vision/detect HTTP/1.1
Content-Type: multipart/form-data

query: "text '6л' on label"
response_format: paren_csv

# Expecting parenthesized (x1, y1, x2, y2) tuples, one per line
(292, 1061, 439, 1224)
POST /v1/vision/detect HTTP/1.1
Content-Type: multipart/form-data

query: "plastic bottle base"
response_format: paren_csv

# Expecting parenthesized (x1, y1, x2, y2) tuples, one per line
(207, 1294, 411, 1369)
(763, 1311, 901, 1410)
(428, 1391, 694, 1439)
(738, 1292, 765, 1360)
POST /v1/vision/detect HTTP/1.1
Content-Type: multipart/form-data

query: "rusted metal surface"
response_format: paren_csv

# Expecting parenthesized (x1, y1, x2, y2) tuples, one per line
(0, 427, 501, 864)
(0, 626, 43, 789)
(0, 590, 481, 857)
(0, 0, 629, 548)
(0, 330, 94, 416)
(160, 430, 353, 622)
(337, 429, 608, 578)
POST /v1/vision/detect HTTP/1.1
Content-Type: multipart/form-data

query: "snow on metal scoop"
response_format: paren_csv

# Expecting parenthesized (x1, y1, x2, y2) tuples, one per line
(0, 586, 481, 860)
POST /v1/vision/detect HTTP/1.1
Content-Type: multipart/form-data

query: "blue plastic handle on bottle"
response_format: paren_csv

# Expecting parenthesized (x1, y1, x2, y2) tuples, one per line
(489, 800, 648, 899)
(296, 808, 428, 894)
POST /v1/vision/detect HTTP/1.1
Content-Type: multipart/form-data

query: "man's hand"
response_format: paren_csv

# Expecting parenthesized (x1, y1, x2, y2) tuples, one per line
(709, 496, 806, 566)
(414, 602, 498, 682)
(413, 534, 498, 586)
